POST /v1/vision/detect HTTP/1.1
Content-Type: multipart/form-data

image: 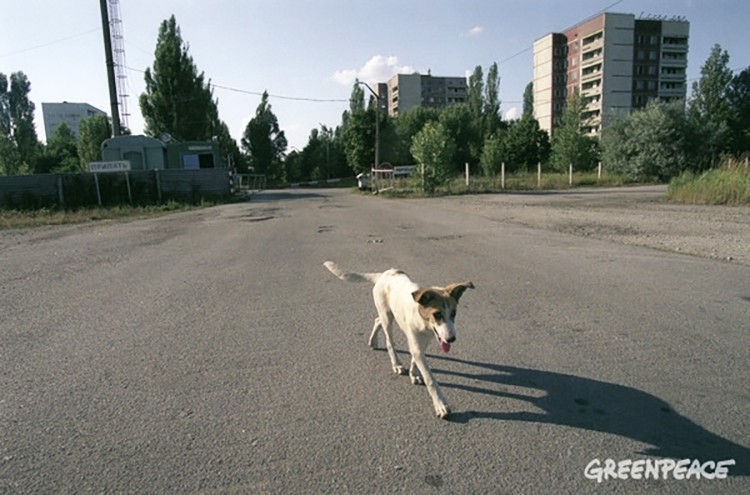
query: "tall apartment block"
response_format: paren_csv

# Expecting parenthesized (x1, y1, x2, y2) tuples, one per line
(382, 73, 468, 117)
(42, 102, 107, 141)
(533, 12, 689, 137)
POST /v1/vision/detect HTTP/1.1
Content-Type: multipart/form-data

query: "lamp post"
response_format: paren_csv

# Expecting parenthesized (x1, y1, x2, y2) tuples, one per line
(357, 81, 381, 168)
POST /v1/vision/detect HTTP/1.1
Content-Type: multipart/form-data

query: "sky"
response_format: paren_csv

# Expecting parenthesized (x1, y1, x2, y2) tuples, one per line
(2, 0, 750, 152)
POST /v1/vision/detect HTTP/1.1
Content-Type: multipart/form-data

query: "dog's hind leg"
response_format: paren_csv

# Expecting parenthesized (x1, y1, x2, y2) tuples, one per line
(408, 357, 423, 385)
(368, 317, 381, 348)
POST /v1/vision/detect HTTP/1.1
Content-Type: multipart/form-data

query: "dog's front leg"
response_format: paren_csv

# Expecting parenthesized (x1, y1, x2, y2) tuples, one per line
(410, 349, 450, 418)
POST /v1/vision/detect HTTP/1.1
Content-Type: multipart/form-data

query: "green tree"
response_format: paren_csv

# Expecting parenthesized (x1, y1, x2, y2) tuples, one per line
(241, 91, 287, 182)
(522, 82, 534, 118)
(687, 44, 733, 167)
(139, 15, 219, 141)
(550, 89, 598, 171)
(727, 67, 750, 153)
(77, 114, 112, 167)
(601, 101, 690, 181)
(467, 66, 484, 123)
(438, 104, 479, 173)
(341, 81, 375, 172)
(411, 121, 456, 193)
(36, 123, 80, 173)
(483, 62, 502, 137)
(480, 133, 506, 176)
(0, 72, 39, 175)
(504, 115, 550, 172)
(392, 106, 440, 164)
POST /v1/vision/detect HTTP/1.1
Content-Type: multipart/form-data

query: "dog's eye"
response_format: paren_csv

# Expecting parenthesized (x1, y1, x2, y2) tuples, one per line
(433, 312, 443, 321)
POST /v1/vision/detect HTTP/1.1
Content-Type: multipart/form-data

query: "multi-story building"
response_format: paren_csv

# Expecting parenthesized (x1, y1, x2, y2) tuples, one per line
(533, 12, 689, 137)
(41, 102, 107, 140)
(383, 73, 468, 117)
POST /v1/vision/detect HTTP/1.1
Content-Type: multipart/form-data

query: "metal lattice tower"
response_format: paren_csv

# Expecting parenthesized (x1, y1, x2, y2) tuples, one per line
(107, 0, 130, 129)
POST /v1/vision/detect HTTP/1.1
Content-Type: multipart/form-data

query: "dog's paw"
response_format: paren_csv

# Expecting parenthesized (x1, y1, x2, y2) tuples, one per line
(410, 373, 423, 385)
(434, 403, 451, 419)
(392, 365, 406, 375)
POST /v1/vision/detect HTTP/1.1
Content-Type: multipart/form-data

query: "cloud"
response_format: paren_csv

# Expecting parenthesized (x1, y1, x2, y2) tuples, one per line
(505, 107, 520, 121)
(463, 26, 484, 37)
(333, 55, 416, 86)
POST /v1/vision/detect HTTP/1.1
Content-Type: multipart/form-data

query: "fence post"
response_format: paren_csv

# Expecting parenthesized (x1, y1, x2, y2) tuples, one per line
(94, 173, 102, 206)
(155, 169, 162, 202)
(465, 162, 469, 187)
(569, 163, 573, 186)
(501, 162, 505, 190)
(124, 171, 132, 204)
(537, 162, 541, 188)
(598, 161, 602, 180)
(57, 174, 64, 206)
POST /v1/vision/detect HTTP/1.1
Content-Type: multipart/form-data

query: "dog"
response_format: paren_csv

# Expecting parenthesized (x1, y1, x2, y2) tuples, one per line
(324, 261, 474, 418)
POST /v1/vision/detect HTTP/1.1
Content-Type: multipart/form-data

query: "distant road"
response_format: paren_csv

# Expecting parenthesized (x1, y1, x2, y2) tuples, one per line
(1, 187, 748, 494)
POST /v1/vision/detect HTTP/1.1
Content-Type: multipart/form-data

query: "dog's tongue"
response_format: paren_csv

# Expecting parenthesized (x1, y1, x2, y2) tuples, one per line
(439, 340, 451, 353)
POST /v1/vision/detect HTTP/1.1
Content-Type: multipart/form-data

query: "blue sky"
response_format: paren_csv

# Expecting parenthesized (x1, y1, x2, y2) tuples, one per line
(2, 0, 749, 151)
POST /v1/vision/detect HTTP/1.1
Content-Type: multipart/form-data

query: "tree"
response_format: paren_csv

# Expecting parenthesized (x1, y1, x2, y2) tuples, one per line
(411, 121, 456, 193)
(467, 66, 484, 123)
(504, 115, 550, 172)
(522, 82, 534, 119)
(77, 114, 112, 167)
(438, 104, 479, 173)
(480, 133, 505, 176)
(687, 44, 733, 167)
(139, 15, 220, 141)
(550, 88, 599, 171)
(241, 91, 287, 182)
(392, 106, 440, 164)
(341, 81, 375, 173)
(483, 62, 502, 136)
(727, 67, 750, 154)
(0, 71, 39, 175)
(37, 123, 80, 173)
(601, 101, 690, 181)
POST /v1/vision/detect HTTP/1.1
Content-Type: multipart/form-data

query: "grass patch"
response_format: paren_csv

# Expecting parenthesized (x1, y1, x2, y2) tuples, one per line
(667, 159, 750, 205)
(377, 171, 635, 198)
(0, 200, 206, 230)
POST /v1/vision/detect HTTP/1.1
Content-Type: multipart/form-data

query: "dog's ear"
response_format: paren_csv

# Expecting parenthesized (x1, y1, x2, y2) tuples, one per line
(412, 288, 439, 307)
(446, 281, 475, 302)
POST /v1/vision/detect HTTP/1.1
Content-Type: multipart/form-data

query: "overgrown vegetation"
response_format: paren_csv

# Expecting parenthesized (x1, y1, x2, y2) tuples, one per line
(0, 200, 207, 230)
(667, 157, 750, 205)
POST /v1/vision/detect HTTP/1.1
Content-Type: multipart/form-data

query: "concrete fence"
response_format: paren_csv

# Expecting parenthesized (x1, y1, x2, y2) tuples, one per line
(0, 169, 234, 209)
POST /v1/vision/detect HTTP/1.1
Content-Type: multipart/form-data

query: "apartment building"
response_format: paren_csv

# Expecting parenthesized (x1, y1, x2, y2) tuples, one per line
(533, 12, 689, 137)
(41, 102, 107, 140)
(383, 73, 468, 116)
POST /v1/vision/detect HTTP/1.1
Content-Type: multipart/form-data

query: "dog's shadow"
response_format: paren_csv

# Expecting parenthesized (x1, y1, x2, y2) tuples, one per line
(429, 355, 749, 476)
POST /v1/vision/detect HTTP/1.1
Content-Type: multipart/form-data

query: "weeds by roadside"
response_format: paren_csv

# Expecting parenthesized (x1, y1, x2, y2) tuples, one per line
(376, 171, 635, 198)
(0, 200, 207, 230)
(667, 158, 750, 205)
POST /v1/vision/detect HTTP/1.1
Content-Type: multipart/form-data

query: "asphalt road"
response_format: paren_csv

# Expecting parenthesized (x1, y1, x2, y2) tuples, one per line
(1, 188, 748, 494)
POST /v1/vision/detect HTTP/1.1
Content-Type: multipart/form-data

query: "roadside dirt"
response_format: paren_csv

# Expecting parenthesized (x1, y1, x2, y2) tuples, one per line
(420, 185, 750, 266)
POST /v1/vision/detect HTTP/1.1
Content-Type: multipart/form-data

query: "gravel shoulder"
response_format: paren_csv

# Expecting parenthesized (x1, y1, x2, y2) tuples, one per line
(417, 185, 750, 266)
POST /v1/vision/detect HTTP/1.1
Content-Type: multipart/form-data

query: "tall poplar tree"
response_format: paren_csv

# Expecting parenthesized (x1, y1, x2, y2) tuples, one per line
(241, 91, 287, 182)
(0, 71, 39, 175)
(139, 15, 219, 141)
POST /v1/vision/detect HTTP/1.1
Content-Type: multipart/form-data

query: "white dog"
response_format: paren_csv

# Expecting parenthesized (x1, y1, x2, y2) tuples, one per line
(324, 261, 474, 418)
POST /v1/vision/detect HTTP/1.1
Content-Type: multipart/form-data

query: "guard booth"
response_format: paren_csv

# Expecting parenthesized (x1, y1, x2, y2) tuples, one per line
(101, 136, 223, 170)
(101, 135, 166, 170)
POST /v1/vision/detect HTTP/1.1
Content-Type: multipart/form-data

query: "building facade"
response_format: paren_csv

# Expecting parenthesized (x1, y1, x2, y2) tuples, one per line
(383, 73, 468, 116)
(533, 12, 689, 137)
(41, 102, 107, 141)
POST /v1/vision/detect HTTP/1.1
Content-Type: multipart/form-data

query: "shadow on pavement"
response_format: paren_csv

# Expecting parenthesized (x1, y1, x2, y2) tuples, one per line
(431, 355, 749, 476)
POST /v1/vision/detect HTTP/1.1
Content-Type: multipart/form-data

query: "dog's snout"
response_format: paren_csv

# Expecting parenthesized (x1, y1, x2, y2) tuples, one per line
(446, 336, 456, 343)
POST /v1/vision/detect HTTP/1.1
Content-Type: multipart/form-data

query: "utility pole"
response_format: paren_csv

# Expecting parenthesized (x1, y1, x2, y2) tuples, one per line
(99, 0, 122, 136)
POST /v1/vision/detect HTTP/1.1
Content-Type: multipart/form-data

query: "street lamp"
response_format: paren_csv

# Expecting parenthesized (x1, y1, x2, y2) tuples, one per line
(357, 81, 381, 168)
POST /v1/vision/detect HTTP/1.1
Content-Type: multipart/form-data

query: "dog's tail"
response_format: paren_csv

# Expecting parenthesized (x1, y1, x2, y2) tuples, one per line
(324, 261, 382, 284)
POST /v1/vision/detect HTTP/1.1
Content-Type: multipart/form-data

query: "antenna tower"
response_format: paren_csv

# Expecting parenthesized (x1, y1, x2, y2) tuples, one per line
(107, 0, 130, 129)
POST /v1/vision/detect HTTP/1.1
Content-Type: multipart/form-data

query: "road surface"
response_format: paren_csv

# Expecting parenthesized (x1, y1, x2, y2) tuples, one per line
(1, 187, 748, 494)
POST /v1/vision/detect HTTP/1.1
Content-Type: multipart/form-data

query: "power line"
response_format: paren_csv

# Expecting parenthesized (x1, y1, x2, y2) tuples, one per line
(124, 65, 349, 103)
(0, 27, 101, 58)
